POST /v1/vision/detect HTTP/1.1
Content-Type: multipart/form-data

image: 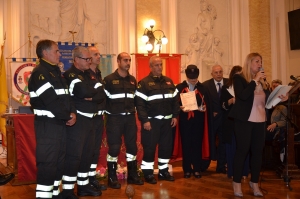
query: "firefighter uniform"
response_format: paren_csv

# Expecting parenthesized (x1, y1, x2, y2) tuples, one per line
(104, 69, 143, 189)
(62, 65, 105, 197)
(87, 68, 107, 190)
(135, 73, 180, 182)
(28, 58, 76, 199)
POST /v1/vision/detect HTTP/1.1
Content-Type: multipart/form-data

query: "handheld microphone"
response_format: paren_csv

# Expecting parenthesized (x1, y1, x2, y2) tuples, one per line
(290, 75, 299, 81)
(260, 67, 267, 81)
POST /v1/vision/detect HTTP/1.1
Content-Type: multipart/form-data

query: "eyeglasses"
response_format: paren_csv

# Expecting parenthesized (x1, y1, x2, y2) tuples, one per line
(77, 57, 92, 62)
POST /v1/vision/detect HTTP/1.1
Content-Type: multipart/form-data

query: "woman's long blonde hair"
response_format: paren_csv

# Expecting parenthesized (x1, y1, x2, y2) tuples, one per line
(242, 52, 262, 82)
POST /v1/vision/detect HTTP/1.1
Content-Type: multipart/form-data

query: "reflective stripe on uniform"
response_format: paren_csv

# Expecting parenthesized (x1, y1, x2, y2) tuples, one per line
(158, 158, 169, 163)
(30, 88, 68, 98)
(77, 110, 97, 118)
(36, 192, 52, 198)
(55, 88, 69, 95)
(36, 184, 53, 191)
(158, 164, 169, 170)
(77, 172, 88, 178)
(69, 78, 81, 96)
(126, 153, 136, 162)
(104, 90, 134, 99)
(52, 189, 60, 196)
(94, 82, 102, 89)
(107, 154, 118, 162)
(105, 111, 132, 115)
(62, 175, 77, 182)
(141, 160, 154, 170)
(53, 180, 61, 186)
(136, 89, 178, 101)
(36, 82, 52, 96)
(33, 109, 55, 118)
(90, 164, 97, 169)
(148, 114, 172, 120)
(77, 179, 89, 185)
(98, 110, 105, 115)
(89, 171, 96, 176)
(62, 184, 75, 190)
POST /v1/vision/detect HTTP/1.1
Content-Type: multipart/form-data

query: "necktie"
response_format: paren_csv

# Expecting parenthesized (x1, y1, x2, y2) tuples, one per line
(217, 82, 222, 98)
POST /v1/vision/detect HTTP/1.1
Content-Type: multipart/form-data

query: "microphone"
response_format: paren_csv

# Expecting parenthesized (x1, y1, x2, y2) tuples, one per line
(260, 67, 267, 81)
(290, 75, 299, 81)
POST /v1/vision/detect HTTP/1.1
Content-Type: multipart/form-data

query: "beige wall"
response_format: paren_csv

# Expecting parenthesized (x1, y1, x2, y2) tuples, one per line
(249, 0, 272, 81)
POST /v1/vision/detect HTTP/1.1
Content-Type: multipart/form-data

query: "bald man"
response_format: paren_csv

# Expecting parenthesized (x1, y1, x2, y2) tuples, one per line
(202, 65, 228, 174)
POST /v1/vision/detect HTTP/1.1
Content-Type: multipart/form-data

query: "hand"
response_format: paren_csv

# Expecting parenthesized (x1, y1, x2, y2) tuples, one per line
(254, 70, 266, 82)
(84, 98, 92, 101)
(171, 118, 177, 127)
(180, 106, 190, 112)
(278, 93, 289, 102)
(143, 122, 151, 131)
(213, 112, 218, 117)
(66, 113, 76, 126)
(267, 123, 277, 132)
(198, 105, 206, 112)
(228, 97, 235, 105)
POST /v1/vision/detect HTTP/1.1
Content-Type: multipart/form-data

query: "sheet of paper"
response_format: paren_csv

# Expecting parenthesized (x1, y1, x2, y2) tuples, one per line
(180, 91, 198, 111)
(265, 85, 292, 109)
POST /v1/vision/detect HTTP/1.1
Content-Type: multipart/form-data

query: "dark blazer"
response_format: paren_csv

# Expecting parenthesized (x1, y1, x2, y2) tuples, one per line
(228, 74, 270, 121)
(203, 78, 229, 119)
(220, 85, 234, 144)
(202, 77, 228, 160)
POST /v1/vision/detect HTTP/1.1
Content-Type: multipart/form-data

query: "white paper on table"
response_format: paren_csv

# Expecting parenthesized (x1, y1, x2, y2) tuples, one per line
(265, 85, 292, 109)
(180, 91, 198, 111)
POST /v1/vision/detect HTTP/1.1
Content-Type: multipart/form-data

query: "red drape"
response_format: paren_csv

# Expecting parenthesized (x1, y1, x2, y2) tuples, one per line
(13, 114, 37, 181)
(135, 53, 181, 84)
(11, 114, 182, 181)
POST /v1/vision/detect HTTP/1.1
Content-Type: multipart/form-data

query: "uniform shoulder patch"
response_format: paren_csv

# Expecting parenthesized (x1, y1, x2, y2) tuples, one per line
(148, 82, 155, 86)
(137, 83, 141, 88)
(78, 75, 84, 81)
(112, 80, 119, 84)
(38, 74, 45, 80)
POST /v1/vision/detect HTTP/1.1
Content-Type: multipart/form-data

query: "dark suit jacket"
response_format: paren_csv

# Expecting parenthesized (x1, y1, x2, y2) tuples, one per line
(228, 74, 270, 121)
(202, 77, 228, 160)
(220, 85, 234, 144)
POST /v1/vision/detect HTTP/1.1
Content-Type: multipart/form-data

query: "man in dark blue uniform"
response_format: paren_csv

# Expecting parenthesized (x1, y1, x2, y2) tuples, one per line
(28, 39, 76, 199)
(136, 55, 180, 184)
(104, 52, 143, 189)
(62, 46, 105, 198)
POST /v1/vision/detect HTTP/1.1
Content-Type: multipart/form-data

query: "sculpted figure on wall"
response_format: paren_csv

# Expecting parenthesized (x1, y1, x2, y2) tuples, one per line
(185, 0, 228, 80)
(29, 0, 108, 53)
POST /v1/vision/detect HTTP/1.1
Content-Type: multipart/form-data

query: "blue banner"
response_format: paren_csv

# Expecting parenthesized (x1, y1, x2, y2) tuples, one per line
(98, 55, 113, 78)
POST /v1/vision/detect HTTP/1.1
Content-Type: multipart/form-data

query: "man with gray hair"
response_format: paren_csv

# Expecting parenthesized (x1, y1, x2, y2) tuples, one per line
(62, 46, 104, 198)
(28, 39, 76, 199)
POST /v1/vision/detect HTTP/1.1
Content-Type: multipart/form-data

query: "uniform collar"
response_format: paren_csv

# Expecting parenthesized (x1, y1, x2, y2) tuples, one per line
(40, 58, 60, 72)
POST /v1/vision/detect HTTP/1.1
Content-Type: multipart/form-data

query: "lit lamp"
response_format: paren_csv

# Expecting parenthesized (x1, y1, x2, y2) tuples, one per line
(141, 19, 168, 53)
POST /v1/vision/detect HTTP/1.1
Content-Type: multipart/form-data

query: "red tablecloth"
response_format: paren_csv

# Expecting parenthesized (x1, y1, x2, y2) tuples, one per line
(12, 114, 182, 181)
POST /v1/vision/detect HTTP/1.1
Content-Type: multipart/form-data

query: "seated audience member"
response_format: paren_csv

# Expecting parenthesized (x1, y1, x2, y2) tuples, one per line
(220, 65, 249, 179)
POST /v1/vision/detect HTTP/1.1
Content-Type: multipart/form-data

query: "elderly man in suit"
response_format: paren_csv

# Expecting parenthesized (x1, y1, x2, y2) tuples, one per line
(202, 65, 228, 174)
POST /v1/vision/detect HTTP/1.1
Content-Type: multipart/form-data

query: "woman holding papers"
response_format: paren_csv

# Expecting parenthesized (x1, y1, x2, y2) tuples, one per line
(229, 53, 269, 197)
(229, 53, 288, 197)
(176, 65, 210, 179)
(220, 65, 249, 179)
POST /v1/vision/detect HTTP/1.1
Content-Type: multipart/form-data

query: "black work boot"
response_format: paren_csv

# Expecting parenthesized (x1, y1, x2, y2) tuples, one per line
(158, 170, 175, 181)
(107, 162, 121, 189)
(77, 184, 102, 196)
(127, 160, 144, 185)
(89, 176, 107, 191)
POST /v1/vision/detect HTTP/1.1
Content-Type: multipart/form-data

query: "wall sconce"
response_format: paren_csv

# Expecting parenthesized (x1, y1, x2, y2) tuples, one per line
(141, 19, 168, 53)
